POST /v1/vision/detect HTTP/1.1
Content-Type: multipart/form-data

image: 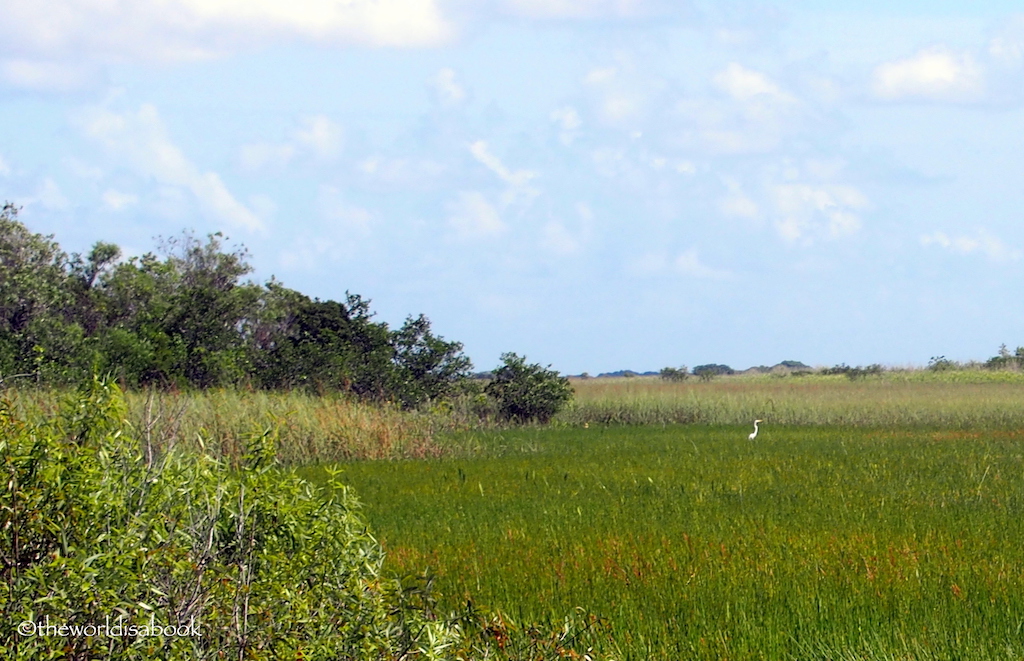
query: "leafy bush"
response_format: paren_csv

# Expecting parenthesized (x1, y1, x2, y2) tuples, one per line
(693, 364, 733, 382)
(821, 363, 884, 380)
(0, 377, 458, 660)
(986, 344, 1024, 371)
(659, 366, 689, 382)
(484, 353, 573, 424)
(928, 355, 957, 372)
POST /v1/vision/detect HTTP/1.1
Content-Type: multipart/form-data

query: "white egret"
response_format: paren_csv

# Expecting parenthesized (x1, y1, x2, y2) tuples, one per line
(748, 419, 763, 440)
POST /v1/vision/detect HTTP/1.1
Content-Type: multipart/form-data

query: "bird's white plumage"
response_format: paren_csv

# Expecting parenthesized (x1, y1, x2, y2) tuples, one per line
(748, 419, 763, 440)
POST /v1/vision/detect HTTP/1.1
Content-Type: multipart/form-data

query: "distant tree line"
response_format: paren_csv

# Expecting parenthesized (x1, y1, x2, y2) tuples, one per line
(0, 203, 570, 419)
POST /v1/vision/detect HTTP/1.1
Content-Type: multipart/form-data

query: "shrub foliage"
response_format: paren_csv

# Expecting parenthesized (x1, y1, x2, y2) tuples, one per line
(0, 378, 458, 660)
(484, 353, 573, 424)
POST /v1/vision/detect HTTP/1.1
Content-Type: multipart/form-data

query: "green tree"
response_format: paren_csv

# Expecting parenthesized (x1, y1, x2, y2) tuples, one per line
(0, 203, 88, 382)
(258, 294, 394, 396)
(660, 366, 689, 382)
(485, 352, 573, 423)
(0, 212, 482, 401)
(157, 232, 262, 387)
(88, 252, 178, 385)
(67, 241, 122, 336)
(693, 363, 734, 382)
(390, 314, 473, 408)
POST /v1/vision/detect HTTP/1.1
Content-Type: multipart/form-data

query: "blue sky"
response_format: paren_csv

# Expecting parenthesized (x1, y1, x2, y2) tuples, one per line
(2, 1, 1023, 375)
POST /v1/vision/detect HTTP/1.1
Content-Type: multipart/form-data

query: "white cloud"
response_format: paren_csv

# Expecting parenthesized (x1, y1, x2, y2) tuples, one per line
(540, 221, 580, 255)
(719, 177, 760, 219)
(293, 115, 344, 160)
(248, 194, 278, 222)
(576, 202, 594, 222)
(240, 114, 343, 171)
(772, 183, 867, 243)
(63, 156, 105, 182)
(582, 61, 659, 126)
(921, 230, 1020, 262)
(0, 0, 452, 70)
(469, 140, 534, 187)
(585, 66, 618, 85)
(550, 106, 582, 146)
(713, 63, 793, 103)
(500, 0, 668, 20)
(540, 203, 593, 255)
(239, 143, 297, 171)
(448, 191, 505, 239)
(317, 185, 373, 235)
(872, 47, 983, 103)
(674, 64, 804, 155)
(279, 235, 338, 272)
(630, 249, 732, 279)
(589, 145, 672, 186)
(0, 154, 10, 177)
(672, 249, 731, 279)
(35, 178, 70, 211)
(428, 68, 467, 107)
(469, 140, 539, 206)
(79, 103, 263, 232)
(357, 156, 447, 189)
(0, 59, 104, 92)
(277, 187, 371, 270)
(102, 189, 139, 211)
(988, 17, 1024, 65)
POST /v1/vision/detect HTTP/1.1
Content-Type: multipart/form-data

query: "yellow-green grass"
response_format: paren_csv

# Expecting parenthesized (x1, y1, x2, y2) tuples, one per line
(2, 387, 463, 462)
(6, 369, 1024, 464)
(560, 372, 1024, 427)
(309, 424, 1024, 660)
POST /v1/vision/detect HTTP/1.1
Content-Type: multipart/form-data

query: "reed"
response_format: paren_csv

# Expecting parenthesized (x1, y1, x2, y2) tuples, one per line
(560, 372, 1024, 427)
(2, 387, 462, 463)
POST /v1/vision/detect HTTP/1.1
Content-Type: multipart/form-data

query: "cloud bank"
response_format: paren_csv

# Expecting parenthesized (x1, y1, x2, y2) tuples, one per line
(0, 0, 453, 89)
(78, 103, 263, 232)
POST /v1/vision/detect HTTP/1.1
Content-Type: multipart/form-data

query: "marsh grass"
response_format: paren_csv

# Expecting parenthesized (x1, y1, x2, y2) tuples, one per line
(2, 388, 465, 463)
(5, 370, 1024, 464)
(561, 372, 1024, 427)
(313, 424, 1024, 660)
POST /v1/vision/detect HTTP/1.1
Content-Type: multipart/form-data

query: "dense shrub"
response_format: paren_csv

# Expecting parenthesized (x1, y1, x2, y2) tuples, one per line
(692, 364, 733, 382)
(659, 366, 689, 382)
(0, 378, 458, 660)
(821, 363, 884, 380)
(986, 344, 1024, 371)
(484, 353, 573, 424)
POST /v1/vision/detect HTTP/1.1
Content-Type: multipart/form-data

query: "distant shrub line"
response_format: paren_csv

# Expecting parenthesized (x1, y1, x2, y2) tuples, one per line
(659, 353, 1023, 382)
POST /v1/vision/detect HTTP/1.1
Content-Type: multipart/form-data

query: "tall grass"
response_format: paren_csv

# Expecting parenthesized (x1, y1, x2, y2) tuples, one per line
(561, 372, 1024, 427)
(2, 388, 465, 463)
(6, 370, 1024, 463)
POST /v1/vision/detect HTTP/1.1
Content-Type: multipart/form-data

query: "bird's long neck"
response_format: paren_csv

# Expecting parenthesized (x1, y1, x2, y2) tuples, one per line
(753, 421, 758, 432)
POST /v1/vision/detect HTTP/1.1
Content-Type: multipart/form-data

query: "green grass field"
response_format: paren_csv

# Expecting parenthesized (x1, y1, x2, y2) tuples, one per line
(304, 422, 1024, 660)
